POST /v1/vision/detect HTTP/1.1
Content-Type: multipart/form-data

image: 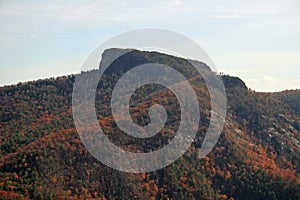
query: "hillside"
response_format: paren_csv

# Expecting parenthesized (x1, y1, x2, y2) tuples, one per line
(271, 90, 300, 115)
(0, 49, 299, 199)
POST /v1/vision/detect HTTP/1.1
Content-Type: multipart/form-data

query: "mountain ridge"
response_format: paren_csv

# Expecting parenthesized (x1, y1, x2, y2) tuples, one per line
(0, 48, 299, 199)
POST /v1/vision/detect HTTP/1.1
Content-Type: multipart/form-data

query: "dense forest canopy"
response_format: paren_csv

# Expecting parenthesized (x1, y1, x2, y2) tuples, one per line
(0, 49, 299, 199)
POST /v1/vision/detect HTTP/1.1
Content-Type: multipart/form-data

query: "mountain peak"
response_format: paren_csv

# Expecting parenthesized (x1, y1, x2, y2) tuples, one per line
(99, 48, 212, 73)
(222, 75, 248, 90)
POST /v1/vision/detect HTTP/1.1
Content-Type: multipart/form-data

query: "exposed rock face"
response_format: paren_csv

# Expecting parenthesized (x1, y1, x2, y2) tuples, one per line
(222, 75, 248, 90)
(99, 48, 212, 74)
(99, 48, 132, 72)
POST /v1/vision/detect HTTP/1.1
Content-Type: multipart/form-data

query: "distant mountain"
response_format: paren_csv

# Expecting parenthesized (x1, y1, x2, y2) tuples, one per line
(0, 49, 299, 199)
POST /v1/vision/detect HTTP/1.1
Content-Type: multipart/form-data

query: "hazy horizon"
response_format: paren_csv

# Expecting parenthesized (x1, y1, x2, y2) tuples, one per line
(1, 0, 300, 92)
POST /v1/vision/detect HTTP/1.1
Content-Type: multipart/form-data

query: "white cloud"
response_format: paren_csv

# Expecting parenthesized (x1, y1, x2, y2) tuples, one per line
(244, 76, 300, 92)
(213, 51, 300, 91)
(261, 75, 273, 81)
(172, 0, 182, 6)
(212, 15, 240, 19)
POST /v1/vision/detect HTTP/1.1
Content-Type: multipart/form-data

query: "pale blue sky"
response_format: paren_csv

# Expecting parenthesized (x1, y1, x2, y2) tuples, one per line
(0, 0, 300, 91)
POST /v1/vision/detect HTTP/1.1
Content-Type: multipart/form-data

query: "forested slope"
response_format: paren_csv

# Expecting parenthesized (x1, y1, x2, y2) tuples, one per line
(0, 49, 299, 199)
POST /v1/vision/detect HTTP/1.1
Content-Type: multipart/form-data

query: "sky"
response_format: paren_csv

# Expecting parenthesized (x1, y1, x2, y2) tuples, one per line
(0, 0, 300, 92)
